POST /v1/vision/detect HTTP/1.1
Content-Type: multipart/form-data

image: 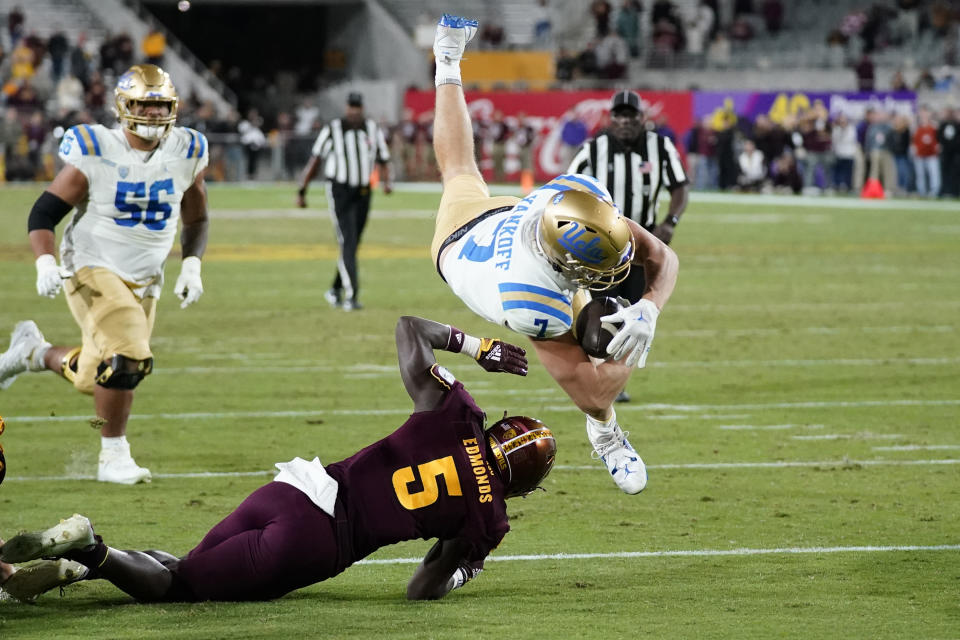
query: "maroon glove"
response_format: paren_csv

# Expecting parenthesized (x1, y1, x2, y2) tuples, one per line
(476, 338, 527, 376)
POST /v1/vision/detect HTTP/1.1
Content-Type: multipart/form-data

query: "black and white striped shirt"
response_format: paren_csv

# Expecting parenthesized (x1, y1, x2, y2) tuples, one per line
(568, 131, 687, 230)
(311, 118, 391, 187)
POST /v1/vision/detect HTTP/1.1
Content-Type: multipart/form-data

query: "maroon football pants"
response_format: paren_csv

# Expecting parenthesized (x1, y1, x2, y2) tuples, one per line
(175, 481, 341, 600)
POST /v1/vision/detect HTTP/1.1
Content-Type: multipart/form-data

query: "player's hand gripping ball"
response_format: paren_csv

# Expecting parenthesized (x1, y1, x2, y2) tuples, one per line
(575, 297, 625, 359)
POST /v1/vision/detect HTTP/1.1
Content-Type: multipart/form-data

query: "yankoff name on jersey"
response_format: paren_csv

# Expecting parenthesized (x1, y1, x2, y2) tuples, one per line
(461, 437, 494, 503)
(493, 190, 538, 271)
(493, 213, 524, 271)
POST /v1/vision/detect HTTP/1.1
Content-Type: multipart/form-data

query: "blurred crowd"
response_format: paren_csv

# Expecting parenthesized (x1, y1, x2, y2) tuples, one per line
(554, 0, 960, 80)
(685, 101, 960, 197)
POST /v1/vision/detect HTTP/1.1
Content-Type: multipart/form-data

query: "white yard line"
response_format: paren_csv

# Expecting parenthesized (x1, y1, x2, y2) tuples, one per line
(88, 355, 960, 377)
(358, 543, 960, 566)
(874, 445, 960, 451)
(6, 398, 960, 424)
(5, 458, 958, 483)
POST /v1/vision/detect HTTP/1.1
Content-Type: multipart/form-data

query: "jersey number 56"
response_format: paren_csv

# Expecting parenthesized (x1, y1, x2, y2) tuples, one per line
(114, 179, 175, 231)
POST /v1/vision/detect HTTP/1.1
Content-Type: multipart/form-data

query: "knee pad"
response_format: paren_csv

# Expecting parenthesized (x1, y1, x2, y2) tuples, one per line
(95, 354, 154, 390)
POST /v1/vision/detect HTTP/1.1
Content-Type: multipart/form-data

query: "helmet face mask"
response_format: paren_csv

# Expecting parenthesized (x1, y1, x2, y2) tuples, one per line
(486, 416, 557, 498)
(536, 190, 634, 291)
(115, 64, 179, 141)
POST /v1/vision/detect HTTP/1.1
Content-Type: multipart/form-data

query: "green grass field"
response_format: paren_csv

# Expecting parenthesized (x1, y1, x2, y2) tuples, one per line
(0, 183, 958, 639)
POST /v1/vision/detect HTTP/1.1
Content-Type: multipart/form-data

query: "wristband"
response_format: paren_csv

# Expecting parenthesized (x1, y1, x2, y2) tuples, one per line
(445, 325, 481, 359)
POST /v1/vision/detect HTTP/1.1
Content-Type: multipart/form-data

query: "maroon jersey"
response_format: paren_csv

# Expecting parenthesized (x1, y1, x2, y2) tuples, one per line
(326, 365, 509, 567)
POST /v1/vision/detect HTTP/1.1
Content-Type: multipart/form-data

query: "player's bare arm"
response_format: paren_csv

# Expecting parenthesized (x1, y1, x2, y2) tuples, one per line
(28, 165, 88, 259)
(179, 171, 209, 258)
(406, 537, 474, 600)
(173, 171, 209, 309)
(395, 316, 527, 413)
(529, 333, 631, 420)
(624, 217, 678, 311)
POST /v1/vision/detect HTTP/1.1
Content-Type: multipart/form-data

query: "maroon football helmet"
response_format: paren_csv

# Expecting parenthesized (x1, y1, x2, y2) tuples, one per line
(486, 416, 557, 498)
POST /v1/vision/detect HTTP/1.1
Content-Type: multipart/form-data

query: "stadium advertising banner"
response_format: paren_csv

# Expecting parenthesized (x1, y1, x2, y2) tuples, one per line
(404, 90, 694, 181)
(693, 90, 917, 124)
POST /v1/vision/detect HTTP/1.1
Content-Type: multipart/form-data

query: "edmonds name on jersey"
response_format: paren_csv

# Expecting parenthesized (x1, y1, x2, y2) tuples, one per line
(57, 124, 209, 298)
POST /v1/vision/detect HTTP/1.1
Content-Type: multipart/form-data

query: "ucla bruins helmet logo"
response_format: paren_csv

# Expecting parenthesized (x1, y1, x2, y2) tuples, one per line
(115, 64, 179, 141)
(536, 189, 634, 290)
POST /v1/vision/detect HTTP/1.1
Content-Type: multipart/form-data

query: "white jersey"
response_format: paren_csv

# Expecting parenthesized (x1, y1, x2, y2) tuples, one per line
(57, 124, 209, 297)
(441, 174, 614, 339)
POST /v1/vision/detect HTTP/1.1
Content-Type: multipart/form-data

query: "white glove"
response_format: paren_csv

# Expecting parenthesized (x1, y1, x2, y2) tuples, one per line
(35, 254, 72, 298)
(173, 256, 203, 309)
(603, 298, 660, 368)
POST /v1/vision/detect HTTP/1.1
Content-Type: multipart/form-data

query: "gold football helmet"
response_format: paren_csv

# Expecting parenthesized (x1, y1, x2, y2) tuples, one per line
(114, 64, 178, 141)
(535, 189, 634, 290)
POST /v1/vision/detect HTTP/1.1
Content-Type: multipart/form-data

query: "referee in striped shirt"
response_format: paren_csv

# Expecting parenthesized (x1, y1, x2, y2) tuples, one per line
(568, 90, 689, 401)
(297, 92, 392, 311)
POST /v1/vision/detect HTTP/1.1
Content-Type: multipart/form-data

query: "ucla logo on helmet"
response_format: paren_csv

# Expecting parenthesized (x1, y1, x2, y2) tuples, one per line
(117, 72, 136, 91)
(557, 222, 607, 265)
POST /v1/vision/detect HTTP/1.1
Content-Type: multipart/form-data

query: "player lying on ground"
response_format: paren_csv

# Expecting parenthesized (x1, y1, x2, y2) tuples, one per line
(429, 15, 679, 494)
(0, 316, 556, 603)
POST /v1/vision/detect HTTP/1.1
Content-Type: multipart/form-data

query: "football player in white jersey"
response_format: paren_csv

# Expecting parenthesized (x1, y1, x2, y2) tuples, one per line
(0, 64, 210, 484)
(429, 15, 678, 494)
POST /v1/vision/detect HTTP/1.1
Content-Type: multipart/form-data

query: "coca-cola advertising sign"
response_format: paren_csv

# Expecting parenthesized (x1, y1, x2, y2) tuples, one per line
(404, 90, 694, 181)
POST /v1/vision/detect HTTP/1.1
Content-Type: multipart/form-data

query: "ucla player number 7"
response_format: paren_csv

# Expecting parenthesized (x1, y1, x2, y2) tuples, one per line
(429, 15, 679, 495)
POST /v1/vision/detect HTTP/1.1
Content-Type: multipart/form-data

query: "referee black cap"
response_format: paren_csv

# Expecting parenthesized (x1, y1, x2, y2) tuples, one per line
(610, 90, 642, 113)
(347, 92, 364, 107)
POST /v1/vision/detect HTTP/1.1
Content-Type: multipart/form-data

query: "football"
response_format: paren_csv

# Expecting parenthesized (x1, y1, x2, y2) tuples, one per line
(575, 296, 624, 359)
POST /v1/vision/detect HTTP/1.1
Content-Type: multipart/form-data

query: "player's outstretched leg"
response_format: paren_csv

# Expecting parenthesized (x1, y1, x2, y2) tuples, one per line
(0, 321, 51, 390)
(587, 413, 647, 494)
(0, 514, 96, 564)
(1, 559, 88, 603)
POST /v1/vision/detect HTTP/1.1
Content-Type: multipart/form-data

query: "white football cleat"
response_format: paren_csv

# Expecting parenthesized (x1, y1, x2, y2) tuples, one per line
(1, 559, 88, 603)
(590, 424, 647, 494)
(0, 514, 96, 564)
(433, 14, 479, 64)
(0, 321, 50, 390)
(98, 449, 152, 485)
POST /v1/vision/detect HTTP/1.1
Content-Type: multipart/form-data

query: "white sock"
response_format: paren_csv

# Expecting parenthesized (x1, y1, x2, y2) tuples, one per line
(435, 59, 462, 87)
(586, 411, 617, 441)
(101, 435, 130, 454)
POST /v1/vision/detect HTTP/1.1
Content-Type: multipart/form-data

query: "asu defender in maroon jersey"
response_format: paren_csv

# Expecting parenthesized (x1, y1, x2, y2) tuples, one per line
(0, 317, 555, 603)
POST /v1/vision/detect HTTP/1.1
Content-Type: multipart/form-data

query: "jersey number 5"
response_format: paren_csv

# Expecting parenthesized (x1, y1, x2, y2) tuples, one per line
(114, 179, 175, 231)
(392, 455, 463, 510)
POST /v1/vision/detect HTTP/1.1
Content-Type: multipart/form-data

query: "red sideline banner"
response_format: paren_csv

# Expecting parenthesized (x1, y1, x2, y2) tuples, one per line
(404, 90, 694, 182)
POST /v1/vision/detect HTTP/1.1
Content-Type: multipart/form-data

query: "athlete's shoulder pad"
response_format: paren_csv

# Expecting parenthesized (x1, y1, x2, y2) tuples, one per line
(169, 127, 208, 160)
(59, 124, 106, 161)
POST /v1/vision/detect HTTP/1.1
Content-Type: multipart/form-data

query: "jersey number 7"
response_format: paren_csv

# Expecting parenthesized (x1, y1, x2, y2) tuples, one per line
(392, 456, 463, 510)
(114, 179, 175, 231)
